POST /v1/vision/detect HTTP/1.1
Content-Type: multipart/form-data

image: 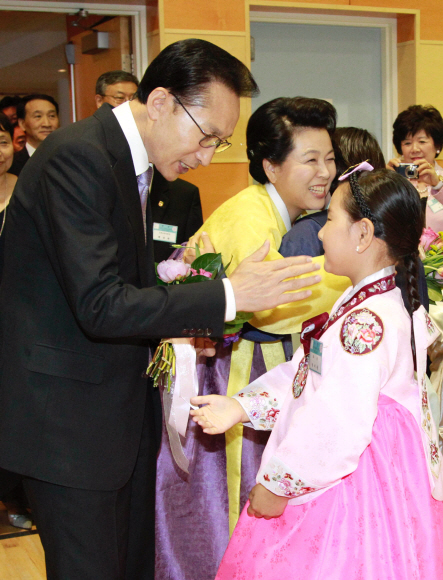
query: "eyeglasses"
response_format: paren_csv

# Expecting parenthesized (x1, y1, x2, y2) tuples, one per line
(102, 94, 135, 105)
(170, 93, 232, 153)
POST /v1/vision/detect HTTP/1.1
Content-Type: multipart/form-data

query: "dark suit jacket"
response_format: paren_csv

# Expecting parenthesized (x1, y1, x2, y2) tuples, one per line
(150, 169, 203, 263)
(9, 146, 30, 177)
(0, 104, 225, 490)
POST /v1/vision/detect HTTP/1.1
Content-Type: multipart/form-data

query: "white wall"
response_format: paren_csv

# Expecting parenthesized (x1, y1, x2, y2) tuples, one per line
(251, 22, 383, 145)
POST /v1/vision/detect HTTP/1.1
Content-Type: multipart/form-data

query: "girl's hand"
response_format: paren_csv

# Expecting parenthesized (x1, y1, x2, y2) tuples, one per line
(386, 157, 401, 171)
(247, 484, 289, 519)
(415, 158, 440, 187)
(190, 395, 248, 434)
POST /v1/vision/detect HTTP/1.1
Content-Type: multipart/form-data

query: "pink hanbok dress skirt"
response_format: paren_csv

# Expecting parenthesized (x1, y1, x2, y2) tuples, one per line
(215, 395, 443, 580)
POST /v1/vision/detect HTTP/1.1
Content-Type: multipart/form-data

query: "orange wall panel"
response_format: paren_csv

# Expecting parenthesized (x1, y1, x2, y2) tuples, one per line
(179, 163, 250, 220)
(397, 13, 415, 44)
(163, 0, 245, 31)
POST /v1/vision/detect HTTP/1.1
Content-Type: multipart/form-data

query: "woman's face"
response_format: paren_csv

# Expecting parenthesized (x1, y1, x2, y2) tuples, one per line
(0, 129, 14, 176)
(400, 129, 438, 165)
(266, 128, 336, 221)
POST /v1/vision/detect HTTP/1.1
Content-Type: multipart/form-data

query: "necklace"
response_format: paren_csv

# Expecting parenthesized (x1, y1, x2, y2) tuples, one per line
(0, 205, 6, 238)
(416, 185, 428, 194)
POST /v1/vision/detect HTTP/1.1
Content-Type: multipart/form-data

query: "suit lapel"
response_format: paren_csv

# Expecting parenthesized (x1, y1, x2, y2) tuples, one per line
(93, 105, 152, 287)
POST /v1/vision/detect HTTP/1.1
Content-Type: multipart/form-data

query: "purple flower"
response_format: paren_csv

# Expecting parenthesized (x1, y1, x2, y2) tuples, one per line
(157, 259, 190, 283)
(223, 332, 241, 347)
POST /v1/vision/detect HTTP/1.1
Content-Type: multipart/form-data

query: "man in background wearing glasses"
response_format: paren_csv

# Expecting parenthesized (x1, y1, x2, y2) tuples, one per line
(0, 39, 321, 580)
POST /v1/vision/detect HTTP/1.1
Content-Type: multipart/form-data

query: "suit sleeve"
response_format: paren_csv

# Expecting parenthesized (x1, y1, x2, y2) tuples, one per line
(39, 139, 225, 339)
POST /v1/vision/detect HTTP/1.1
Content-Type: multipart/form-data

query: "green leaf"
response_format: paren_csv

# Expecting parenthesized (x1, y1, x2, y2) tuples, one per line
(191, 253, 223, 273)
(223, 311, 253, 335)
(195, 244, 201, 258)
(428, 286, 442, 302)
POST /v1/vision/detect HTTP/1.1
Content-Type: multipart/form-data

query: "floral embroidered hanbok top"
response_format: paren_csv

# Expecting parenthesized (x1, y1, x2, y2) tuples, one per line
(235, 266, 443, 505)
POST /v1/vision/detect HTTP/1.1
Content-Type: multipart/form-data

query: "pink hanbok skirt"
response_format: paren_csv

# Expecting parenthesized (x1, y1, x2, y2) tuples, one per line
(215, 395, 443, 580)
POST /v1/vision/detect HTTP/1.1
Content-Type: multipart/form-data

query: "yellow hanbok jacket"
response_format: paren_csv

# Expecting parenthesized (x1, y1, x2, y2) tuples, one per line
(196, 183, 350, 532)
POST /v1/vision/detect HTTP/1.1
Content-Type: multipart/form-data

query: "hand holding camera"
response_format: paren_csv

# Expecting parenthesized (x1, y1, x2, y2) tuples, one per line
(387, 156, 440, 188)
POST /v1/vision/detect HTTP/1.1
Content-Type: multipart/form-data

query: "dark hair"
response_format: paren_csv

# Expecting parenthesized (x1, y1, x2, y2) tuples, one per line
(0, 95, 22, 111)
(0, 112, 13, 139)
(330, 127, 385, 194)
(392, 105, 443, 155)
(342, 169, 423, 314)
(95, 70, 139, 95)
(247, 97, 337, 184)
(136, 39, 258, 107)
(17, 94, 59, 120)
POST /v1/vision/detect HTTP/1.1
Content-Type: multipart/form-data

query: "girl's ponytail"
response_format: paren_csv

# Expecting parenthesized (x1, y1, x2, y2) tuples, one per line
(402, 252, 421, 314)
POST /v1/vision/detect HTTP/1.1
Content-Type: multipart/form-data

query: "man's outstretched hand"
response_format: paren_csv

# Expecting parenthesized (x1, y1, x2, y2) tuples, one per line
(229, 240, 321, 313)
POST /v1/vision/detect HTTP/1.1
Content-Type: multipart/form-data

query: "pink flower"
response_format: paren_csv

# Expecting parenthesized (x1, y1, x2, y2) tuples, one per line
(157, 259, 190, 283)
(358, 328, 376, 344)
(420, 227, 439, 251)
(189, 268, 212, 278)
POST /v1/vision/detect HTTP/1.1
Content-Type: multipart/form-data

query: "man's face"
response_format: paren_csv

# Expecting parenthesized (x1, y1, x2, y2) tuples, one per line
(18, 99, 60, 149)
(96, 81, 138, 108)
(1, 106, 17, 125)
(12, 125, 26, 152)
(148, 82, 240, 181)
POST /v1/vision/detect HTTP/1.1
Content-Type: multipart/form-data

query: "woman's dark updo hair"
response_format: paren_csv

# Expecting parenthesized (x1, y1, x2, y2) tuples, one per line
(247, 96, 337, 184)
(0, 112, 13, 139)
(342, 169, 423, 314)
(392, 105, 443, 156)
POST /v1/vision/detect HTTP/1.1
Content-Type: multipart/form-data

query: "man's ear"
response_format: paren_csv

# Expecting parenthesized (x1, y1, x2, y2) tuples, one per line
(95, 95, 104, 109)
(263, 159, 278, 184)
(146, 88, 169, 121)
(18, 118, 26, 132)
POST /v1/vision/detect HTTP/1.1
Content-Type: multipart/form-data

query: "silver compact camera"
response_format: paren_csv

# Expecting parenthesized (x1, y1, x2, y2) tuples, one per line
(395, 163, 419, 180)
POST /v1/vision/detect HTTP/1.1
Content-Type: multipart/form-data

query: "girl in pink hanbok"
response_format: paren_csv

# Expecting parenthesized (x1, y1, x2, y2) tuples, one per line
(191, 164, 443, 580)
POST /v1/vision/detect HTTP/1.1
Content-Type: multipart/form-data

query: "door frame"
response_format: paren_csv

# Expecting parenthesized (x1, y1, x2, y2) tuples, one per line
(0, 0, 148, 79)
(249, 9, 397, 160)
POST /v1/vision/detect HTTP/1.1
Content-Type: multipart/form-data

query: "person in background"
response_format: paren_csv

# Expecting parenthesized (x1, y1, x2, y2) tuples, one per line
(95, 70, 204, 263)
(387, 105, 443, 232)
(9, 94, 60, 177)
(0, 96, 22, 125)
(95, 70, 139, 108)
(0, 112, 31, 530)
(12, 124, 26, 153)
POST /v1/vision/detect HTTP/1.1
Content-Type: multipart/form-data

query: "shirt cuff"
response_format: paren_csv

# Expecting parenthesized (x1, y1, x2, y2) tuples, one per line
(222, 278, 236, 322)
(431, 180, 443, 194)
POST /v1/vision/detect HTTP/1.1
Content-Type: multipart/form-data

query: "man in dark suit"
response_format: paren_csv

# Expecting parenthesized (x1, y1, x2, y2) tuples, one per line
(9, 94, 60, 177)
(150, 167, 203, 262)
(0, 39, 320, 580)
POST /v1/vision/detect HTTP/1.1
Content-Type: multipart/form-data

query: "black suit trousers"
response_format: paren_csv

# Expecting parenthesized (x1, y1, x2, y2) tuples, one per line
(23, 391, 158, 580)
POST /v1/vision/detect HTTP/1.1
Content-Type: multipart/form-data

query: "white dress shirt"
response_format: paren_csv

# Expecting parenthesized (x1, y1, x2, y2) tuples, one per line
(112, 102, 236, 322)
(26, 142, 36, 157)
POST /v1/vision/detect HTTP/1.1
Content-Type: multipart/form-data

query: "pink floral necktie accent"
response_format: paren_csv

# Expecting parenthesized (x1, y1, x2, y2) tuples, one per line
(137, 165, 153, 243)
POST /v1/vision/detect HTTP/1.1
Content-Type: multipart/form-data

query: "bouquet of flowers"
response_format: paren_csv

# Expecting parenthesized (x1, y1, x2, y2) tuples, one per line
(419, 227, 443, 304)
(145, 248, 251, 389)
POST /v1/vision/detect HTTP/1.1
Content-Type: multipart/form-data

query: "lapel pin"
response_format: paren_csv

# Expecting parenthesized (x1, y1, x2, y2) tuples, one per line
(158, 201, 164, 207)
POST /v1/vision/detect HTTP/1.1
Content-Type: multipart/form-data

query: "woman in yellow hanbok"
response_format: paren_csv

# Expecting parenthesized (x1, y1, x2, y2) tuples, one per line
(155, 97, 350, 580)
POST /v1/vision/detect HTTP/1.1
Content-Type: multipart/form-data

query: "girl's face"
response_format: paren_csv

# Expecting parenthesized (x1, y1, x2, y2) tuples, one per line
(0, 129, 14, 177)
(267, 128, 336, 221)
(400, 129, 437, 166)
(318, 183, 361, 278)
